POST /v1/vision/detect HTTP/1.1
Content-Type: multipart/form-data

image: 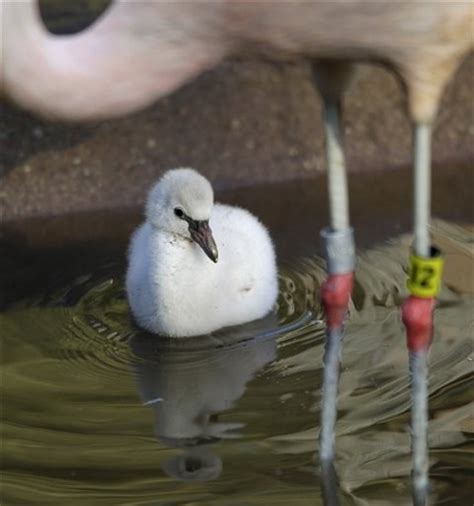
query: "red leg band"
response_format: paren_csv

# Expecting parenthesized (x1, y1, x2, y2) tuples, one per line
(321, 272, 354, 330)
(401, 296, 435, 352)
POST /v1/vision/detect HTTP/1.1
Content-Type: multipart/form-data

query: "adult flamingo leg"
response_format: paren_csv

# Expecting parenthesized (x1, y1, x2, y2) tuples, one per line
(313, 63, 356, 465)
(402, 123, 445, 506)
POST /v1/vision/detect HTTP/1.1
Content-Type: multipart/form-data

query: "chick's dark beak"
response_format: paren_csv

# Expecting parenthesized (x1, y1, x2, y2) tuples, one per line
(189, 220, 218, 263)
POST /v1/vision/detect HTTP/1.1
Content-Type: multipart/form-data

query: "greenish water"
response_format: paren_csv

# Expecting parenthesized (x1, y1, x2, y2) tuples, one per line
(1, 180, 473, 505)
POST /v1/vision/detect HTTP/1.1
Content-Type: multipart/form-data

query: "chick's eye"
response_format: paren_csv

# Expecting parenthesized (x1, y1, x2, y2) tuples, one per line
(174, 208, 184, 218)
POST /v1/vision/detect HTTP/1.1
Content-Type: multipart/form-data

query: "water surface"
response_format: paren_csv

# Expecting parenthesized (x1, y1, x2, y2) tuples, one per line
(1, 172, 473, 505)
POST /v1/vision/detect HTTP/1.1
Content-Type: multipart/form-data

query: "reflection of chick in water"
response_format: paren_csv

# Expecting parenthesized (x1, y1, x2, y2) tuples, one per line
(130, 332, 277, 481)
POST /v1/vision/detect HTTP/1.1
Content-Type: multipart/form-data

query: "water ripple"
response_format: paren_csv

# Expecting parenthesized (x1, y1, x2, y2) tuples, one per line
(1, 220, 472, 505)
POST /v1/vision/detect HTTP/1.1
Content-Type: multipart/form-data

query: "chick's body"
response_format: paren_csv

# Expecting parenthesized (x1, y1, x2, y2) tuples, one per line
(126, 169, 278, 337)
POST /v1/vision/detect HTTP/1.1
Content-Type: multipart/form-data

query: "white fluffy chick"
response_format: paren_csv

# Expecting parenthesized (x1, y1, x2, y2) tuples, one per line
(126, 168, 278, 337)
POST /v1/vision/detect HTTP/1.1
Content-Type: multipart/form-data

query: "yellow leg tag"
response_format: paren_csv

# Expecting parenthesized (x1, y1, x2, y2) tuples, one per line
(407, 247, 444, 298)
